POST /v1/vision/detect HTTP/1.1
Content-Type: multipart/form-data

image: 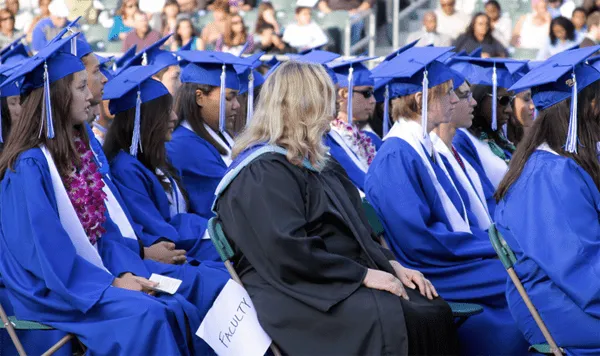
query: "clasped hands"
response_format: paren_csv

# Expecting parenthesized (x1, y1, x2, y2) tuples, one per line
(363, 260, 438, 301)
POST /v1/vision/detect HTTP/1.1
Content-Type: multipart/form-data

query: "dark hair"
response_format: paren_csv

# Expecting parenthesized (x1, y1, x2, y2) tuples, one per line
(161, 0, 180, 31)
(173, 17, 199, 48)
(174, 82, 228, 155)
(496, 80, 600, 200)
(466, 12, 493, 40)
(468, 84, 515, 153)
(0, 74, 89, 178)
(295, 6, 311, 15)
(484, 0, 501, 12)
(104, 94, 188, 200)
(255, 2, 275, 33)
(574, 6, 587, 15)
(506, 115, 525, 145)
(587, 10, 600, 27)
(550, 16, 576, 45)
(257, 23, 275, 34)
(223, 14, 247, 47)
(1, 96, 11, 148)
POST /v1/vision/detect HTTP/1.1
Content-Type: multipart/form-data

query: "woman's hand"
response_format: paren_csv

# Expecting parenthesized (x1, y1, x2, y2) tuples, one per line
(144, 241, 187, 264)
(112, 273, 158, 295)
(389, 260, 438, 300)
(363, 268, 409, 300)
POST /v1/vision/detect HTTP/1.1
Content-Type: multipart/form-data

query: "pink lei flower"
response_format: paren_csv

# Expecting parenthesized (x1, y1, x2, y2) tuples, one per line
(330, 118, 377, 166)
(62, 132, 107, 245)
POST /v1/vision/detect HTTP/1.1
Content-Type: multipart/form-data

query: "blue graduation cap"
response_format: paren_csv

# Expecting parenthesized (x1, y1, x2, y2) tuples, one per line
(469, 47, 482, 58)
(288, 49, 340, 85)
(180, 40, 193, 51)
(0, 62, 22, 96)
(449, 57, 527, 130)
(328, 56, 375, 125)
(114, 45, 137, 72)
(96, 54, 115, 81)
(103, 65, 170, 155)
(0, 33, 84, 142)
(178, 51, 249, 140)
(235, 51, 265, 126)
(0, 35, 25, 58)
(0, 43, 29, 65)
(120, 35, 178, 73)
(371, 46, 456, 137)
(510, 45, 600, 153)
(48, 16, 83, 56)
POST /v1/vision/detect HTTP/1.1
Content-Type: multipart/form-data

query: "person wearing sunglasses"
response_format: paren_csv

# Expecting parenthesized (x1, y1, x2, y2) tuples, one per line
(324, 57, 378, 194)
(0, 9, 20, 49)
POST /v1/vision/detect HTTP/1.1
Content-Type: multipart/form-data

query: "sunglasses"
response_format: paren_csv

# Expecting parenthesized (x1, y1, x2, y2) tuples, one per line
(353, 89, 374, 99)
(487, 93, 515, 106)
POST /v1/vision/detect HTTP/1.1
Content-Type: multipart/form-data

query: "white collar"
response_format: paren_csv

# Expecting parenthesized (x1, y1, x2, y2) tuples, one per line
(181, 120, 233, 167)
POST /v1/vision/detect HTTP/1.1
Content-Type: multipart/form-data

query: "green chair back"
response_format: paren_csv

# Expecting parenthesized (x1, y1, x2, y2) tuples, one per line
(488, 224, 517, 270)
(208, 217, 235, 262)
(361, 198, 385, 237)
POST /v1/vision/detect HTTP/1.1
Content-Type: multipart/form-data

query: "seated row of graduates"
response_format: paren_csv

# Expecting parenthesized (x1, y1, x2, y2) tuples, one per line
(0, 27, 598, 355)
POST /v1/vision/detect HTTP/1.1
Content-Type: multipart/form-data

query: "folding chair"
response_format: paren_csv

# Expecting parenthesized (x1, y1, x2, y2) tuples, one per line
(208, 218, 282, 356)
(0, 301, 74, 356)
(360, 198, 484, 325)
(488, 224, 564, 356)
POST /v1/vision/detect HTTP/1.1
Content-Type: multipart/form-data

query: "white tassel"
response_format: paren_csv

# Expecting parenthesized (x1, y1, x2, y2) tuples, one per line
(491, 64, 498, 131)
(383, 84, 390, 136)
(142, 52, 148, 66)
(346, 66, 354, 125)
(130, 90, 142, 156)
(421, 69, 429, 138)
(246, 71, 254, 127)
(219, 64, 227, 133)
(565, 72, 578, 153)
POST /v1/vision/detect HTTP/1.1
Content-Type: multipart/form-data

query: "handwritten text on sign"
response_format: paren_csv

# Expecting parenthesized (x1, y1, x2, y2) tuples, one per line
(197, 279, 272, 356)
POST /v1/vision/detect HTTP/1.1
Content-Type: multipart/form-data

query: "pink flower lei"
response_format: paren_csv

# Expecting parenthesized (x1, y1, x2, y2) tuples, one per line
(62, 131, 107, 245)
(330, 118, 377, 166)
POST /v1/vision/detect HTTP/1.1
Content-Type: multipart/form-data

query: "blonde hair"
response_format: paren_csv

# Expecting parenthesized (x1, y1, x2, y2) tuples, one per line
(233, 61, 336, 168)
(391, 80, 452, 121)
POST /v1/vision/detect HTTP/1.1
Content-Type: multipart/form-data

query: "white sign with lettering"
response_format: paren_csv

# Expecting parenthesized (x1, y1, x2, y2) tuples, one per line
(197, 279, 272, 356)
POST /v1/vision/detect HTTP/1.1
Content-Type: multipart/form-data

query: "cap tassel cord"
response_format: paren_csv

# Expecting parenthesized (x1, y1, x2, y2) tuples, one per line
(219, 64, 227, 133)
(421, 69, 429, 138)
(44, 61, 54, 139)
(346, 66, 354, 125)
(491, 64, 498, 131)
(566, 71, 578, 153)
(0, 88, 3, 143)
(130, 89, 142, 156)
(383, 84, 390, 137)
(246, 71, 254, 127)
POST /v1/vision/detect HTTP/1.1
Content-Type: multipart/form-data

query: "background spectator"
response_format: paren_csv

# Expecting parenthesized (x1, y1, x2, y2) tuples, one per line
(228, 0, 252, 14)
(171, 16, 204, 50)
(484, 0, 511, 49)
(201, 0, 229, 49)
(536, 16, 582, 59)
(216, 13, 253, 55)
(108, 0, 138, 42)
(547, 0, 576, 18)
(283, 6, 328, 51)
(31, 0, 72, 51)
(255, 23, 293, 54)
(5, 0, 32, 33)
(512, 0, 551, 49)
(178, 0, 201, 14)
(0, 8, 20, 48)
(122, 10, 161, 52)
(26, 0, 50, 43)
(254, 2, 280, 35)
(583, 0, 600, 14)
(318, 0, 374, 45)
(571, 6, 588, 37)
(435, 0, 469, 40)
(580, 10, 600, 47)
(405, 11, 451, 47)
(161, 0, 180, 36)
(454, 12, 507, 57)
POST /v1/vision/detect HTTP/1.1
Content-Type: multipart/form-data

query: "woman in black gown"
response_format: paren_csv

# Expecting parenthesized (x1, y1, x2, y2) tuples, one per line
(213, 61, 459, 355)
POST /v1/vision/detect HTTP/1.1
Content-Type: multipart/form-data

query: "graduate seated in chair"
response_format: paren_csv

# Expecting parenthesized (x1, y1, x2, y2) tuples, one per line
(365, 46, 528, 356)
(213, 60, 460, 356)
(495, 46, 600, 355)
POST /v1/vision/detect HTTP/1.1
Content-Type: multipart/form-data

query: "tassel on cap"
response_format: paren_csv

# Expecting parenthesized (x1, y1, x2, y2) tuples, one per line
(44, 61, 54, 139)
(130, 89, 142, 156)
(246, 70, 254, 127)
(219, 64, 227, 133)
(141, 52, 148, 66)
(421, 69, 429, 138)
(67, 25, 77, 55)
(346, 66, 354, 125)
(0, 88, 3, 143)
(383, 84, 390, 136)
(565, 70, 578, 153)
(491, 64, 498, 131)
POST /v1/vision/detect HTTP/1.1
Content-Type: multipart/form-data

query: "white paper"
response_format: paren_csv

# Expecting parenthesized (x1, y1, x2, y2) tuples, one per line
(149, 274, 182, 295)
(197, 280, 272, 356)
(297, 0, 319, 7)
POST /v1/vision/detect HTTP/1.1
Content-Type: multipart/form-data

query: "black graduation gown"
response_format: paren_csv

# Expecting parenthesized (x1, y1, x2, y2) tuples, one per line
(214, 153, 459, 355)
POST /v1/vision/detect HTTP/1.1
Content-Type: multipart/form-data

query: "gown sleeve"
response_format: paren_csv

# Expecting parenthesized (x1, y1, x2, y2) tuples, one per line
(499, 159, 600, 316)
(216, 157, 368, 312)
(0, 157, 115, 313)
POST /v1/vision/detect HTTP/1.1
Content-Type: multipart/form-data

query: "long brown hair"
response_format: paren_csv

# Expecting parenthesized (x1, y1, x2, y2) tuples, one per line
(496, 81, 600, 201)
(117, 0, 139, 18)
(222, 14, 247, 48)
(255, 2, 275, 33)
(103, 94, 188, 201)
(0, 74, 88, 179)
(174, 82, 228, 155)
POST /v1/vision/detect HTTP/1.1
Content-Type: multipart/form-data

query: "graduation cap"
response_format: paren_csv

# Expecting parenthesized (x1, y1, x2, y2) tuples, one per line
(0, 33, 84, 142)
(114, 45, 137, 73)
(120, 35, 178, 73)
(103, 65, 170, 155)
(180, 40, 193, 51)
(48, 16, 83, 56)
(469, 47, 482, 58)
(448, 57, 527, 130)
(0, 35, 25, 58)
(235, 51, 265, 126)
(371, 46, 456, 137)
(328, 56, 376, 125)
(96, 54, 115, 81)
(286, 49, 340, 85)
(0, 43, 30, 65)
(509, 45, 600, 153)
(178, 51, 249, 141)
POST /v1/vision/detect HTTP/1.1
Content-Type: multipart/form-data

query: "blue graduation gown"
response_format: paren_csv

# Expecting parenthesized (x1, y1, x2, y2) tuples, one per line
(167, 126, 227, 220)
(324, 133, 367, 192)
(363, 130, 383, 150)
(109, 150, 220, 262)
(496, 150, 600, 355)
(453, 129, 498, 217)
(365, 137, 528, 356)
(0, 148, 193, 355)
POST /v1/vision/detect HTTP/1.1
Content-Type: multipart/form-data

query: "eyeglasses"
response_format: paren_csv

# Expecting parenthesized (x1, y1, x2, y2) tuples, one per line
(487, 93, 515, 106)
(353, 89, 374, 99)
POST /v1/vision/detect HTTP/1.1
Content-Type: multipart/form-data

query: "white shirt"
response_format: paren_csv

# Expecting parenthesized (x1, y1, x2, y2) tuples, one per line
(282, 22, 328, 50)
(434, 9, 470, 40)
(491, 14, 512, 49)
(406, 29, 452, 47)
